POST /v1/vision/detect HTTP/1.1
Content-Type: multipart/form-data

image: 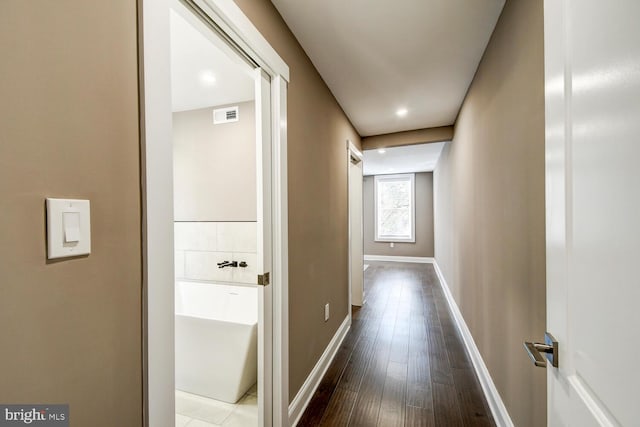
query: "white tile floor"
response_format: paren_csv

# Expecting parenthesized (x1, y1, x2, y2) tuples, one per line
(175, 384, 258, 427)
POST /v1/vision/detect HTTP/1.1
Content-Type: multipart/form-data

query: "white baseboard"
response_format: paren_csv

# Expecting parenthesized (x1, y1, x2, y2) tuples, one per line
(432, 261, 514, 427)
(364, 255, 434, 264)
(288, 315, 351, 426)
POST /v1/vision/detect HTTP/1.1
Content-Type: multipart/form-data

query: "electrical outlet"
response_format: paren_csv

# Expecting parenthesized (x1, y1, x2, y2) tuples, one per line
(324, 303, 330, 322)
(390, 242, 394, 248)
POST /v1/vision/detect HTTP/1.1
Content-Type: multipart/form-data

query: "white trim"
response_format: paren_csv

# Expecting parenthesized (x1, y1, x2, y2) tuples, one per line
(140, 0, 175, 425)
(364, 255, 434, 264)
(374, 173, 416, 243)
(193, 0, 289, 81)
(362, 254, 513, 426)
(288, 315, 351, 427)
(271, 76, 289, 427)
(432, 261, 514, 427)
(347, 139, 363, 162)
(348, 140, 364, 310)
(255, 67, 274, 427)
(140, 1, 289, 426)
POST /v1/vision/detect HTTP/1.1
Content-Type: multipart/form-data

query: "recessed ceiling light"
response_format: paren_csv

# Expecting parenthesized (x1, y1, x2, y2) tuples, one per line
(377, 148, 386, 154)
(200, 70, 216, 86)
(396, 108, 408, 117)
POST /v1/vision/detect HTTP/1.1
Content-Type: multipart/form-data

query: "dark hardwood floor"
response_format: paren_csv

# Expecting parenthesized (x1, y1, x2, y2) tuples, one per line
(298, 261, 495, 427)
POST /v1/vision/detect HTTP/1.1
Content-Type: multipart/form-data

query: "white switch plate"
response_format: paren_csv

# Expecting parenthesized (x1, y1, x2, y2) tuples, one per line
(324, 303, 330, 322)
(46, 198, 91, 259)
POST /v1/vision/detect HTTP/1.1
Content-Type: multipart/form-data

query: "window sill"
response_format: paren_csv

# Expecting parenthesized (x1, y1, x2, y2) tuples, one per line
(374, 238, 416, 244)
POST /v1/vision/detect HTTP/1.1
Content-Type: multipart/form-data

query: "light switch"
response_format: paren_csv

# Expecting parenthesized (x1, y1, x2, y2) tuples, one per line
(63, 212, 81, 243)
(46, 198, 91, 259)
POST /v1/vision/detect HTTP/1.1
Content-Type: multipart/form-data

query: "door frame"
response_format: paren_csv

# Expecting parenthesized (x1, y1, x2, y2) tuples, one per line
(347, 140, 364, 313)
(138, 0, 290, 425)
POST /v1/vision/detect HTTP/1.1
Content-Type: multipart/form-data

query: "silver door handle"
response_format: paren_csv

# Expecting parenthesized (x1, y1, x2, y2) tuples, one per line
(523, 332, 558, 368)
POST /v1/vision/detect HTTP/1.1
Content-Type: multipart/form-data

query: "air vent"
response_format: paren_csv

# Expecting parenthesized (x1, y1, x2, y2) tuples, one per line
(213, 106, 239, 124)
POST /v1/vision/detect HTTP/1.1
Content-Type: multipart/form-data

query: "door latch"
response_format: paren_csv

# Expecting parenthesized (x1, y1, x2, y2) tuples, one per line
(524, 332, 558, 368)
(257, 272, 270, 286)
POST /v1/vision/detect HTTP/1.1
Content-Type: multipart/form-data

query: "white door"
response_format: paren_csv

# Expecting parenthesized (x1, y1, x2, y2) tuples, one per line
(255, 68, 273, 427)
(348, 146, 364, 307)
(543, 1, 640, 425)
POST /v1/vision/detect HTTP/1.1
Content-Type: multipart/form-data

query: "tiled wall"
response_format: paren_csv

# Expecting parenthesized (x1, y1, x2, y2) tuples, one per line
(175, 222, 257, 284)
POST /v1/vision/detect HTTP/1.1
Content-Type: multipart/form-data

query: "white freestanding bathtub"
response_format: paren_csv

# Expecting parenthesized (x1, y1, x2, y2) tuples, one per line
(175, 281, 257, 403)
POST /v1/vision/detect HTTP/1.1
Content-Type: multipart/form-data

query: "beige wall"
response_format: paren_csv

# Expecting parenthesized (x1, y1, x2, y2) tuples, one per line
(173, 102, 256, 221)
(362, 126, 453, 151)
(232, 0, 362, 401)
(0, 1, 142, 426)
(433, 1, 546, 426)
(364, 173, 434, 258)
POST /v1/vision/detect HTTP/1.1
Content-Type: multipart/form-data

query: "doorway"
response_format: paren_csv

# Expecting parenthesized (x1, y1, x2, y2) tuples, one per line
(140, 0, 290, 426)
(348, 141, 364, 308)
(170, 2, 264, 425)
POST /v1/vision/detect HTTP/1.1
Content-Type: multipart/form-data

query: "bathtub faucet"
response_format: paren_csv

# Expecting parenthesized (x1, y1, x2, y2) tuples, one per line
(217, 260, 238, 268)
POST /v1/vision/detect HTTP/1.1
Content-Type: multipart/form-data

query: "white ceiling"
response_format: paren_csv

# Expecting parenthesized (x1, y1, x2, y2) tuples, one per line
(170, 4, 255, 112)
(271, 0, 505, 136)
(363, 142, 446, 176)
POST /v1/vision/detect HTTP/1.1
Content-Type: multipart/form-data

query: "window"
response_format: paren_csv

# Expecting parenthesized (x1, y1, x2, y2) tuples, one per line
(374, 173, 415, 242)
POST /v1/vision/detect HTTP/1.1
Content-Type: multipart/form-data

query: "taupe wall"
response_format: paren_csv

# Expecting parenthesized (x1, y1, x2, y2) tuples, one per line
(433, 1, 546, 426)
(232, 0, 362, 401)
(362, 126, 453, 151)
(173, 102, 256, 221)
(364, 173, 434, 257)
(0, 1, 142, 426)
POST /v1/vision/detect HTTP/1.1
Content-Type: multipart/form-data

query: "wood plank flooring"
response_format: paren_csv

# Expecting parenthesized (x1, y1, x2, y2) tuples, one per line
(298, 262, 495, 427)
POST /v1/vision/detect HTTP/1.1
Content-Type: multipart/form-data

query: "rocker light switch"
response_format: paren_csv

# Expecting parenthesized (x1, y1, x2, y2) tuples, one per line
(63, 212, 81, 243)
(46, 198, 91, 259)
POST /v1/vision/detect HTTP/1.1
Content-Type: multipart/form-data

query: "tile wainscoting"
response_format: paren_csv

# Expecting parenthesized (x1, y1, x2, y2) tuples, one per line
(175, 222, 258, 284)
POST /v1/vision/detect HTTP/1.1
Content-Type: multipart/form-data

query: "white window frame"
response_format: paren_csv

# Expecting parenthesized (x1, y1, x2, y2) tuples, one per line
(374, 173, 416, 243)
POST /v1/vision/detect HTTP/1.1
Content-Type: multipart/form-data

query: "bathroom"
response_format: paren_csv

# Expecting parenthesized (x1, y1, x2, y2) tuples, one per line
(170, 2, 263, 426)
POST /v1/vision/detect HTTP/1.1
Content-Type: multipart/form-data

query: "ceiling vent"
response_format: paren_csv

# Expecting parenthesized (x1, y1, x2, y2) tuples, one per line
(213, 106, 239, 124)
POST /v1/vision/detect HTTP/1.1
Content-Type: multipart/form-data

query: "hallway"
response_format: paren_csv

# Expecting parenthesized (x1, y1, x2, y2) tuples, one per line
(299, 262, 494, 426)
